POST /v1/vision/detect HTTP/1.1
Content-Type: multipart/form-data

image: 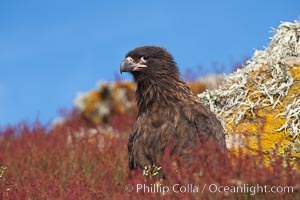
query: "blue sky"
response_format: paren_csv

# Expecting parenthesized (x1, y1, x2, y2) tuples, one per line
(0, 0, 299, 126)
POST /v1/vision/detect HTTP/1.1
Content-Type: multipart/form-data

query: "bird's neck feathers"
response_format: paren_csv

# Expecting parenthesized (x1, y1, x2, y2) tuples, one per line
(134, 72, 194, 112)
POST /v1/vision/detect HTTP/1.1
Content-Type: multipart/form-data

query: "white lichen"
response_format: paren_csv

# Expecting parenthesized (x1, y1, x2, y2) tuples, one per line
(276, 97, 300, 137)
(74, 92, 88, 111)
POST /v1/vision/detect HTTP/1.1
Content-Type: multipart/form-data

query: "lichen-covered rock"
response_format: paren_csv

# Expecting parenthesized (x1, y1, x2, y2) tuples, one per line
(198, 20, 300, 165)
(74, 81, 136, 124)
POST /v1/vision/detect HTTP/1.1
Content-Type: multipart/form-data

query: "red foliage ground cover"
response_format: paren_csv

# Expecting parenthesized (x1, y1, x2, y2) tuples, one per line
(0, 111, 299, 200)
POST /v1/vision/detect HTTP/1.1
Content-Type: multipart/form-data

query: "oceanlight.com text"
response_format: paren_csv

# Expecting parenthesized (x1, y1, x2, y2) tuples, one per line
(125, 183, 294, 196)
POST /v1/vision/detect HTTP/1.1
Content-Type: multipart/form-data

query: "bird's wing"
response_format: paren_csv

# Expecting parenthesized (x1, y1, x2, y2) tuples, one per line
(192, 103, 226, 150)
(128, 110, 174, 169)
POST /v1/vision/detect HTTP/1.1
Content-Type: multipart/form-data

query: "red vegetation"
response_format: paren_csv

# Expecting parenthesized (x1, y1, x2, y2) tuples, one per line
(0, 111, 299, 200)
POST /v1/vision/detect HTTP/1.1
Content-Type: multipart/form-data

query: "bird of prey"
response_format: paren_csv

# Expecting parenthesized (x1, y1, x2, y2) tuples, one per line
(120, 46, 226, 172)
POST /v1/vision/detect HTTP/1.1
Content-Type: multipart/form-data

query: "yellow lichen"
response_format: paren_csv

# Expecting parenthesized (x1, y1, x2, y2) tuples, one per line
(224, 65, 300, 167)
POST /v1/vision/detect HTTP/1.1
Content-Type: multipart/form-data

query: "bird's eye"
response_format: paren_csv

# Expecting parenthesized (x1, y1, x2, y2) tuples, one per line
(141, 55, 149, 62)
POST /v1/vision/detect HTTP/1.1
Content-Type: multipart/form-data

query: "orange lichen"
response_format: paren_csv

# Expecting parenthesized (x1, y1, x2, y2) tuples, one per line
(187, 81, 206, 94)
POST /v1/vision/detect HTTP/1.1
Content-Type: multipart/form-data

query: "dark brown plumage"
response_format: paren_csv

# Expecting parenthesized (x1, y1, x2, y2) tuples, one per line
(120, 46, 226, 171)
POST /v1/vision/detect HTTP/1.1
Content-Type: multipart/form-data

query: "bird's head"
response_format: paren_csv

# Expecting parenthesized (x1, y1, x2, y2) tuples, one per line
(120, 46, 179, 80)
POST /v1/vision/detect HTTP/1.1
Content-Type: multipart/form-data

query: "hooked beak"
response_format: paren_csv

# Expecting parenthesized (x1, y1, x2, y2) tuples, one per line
(120, 57, 147, 74)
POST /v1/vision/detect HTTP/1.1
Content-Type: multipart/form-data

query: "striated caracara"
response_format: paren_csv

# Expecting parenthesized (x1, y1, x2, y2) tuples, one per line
(120, 46, 226, 172)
